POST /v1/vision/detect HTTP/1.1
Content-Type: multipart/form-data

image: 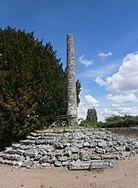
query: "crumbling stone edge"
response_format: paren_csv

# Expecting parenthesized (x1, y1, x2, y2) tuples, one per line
(0, 128, 137, 170)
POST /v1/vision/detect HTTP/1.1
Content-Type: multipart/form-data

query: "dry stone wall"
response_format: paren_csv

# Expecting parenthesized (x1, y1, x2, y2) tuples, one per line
(0, 128, 137, 170)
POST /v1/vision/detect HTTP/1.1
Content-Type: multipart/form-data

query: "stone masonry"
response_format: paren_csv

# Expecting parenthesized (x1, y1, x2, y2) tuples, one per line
(0, 128, 137, 170)
(66, 33, 78, 125)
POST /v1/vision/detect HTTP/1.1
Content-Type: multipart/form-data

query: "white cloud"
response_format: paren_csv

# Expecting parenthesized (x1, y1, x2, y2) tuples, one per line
(101, 108, 119, 118)
(101, 106, 138, 119)
(85, 95, 99, 107)
(78, 101, 88, 119)
(96, 53, 138, 93)
(98, 51, 112, 62)
(78, 54, 94, 66)
(107, 93, 138, 106)
(95, 76, 107, 87)
(107, 53, 138, 92)
(117, 106, 138, 115)
(81, 63, 118, 78)
(100, 93, 138, 119)
(79, 52, 138, 121)
(78, 94, 99, 119)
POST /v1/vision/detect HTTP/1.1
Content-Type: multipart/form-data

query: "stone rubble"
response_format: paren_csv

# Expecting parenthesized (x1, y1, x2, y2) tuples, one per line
(0, 128, 137, 170)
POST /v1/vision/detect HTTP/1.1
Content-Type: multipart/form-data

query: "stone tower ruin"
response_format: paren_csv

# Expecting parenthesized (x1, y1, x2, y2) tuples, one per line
(66, 33, 78, 125)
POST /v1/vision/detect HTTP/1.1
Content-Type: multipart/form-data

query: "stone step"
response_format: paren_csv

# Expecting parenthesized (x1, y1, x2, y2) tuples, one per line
(0, 154, 21, 161)
(0, 128, 137, 170)
(68, 160, 116, 170)
(27, 135, 61, 140)
(20, 139, 54, 145)
(30, 132, 62, 137)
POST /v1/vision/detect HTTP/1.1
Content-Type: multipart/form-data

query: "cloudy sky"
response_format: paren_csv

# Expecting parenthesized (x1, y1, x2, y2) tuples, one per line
(0, 0, 138, 121)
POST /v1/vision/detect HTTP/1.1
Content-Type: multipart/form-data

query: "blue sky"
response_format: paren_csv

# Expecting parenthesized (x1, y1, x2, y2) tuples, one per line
(0, 0, 138, 121)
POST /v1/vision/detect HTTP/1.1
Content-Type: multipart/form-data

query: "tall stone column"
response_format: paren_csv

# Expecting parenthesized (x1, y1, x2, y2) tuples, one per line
(66, 33, 78, 125)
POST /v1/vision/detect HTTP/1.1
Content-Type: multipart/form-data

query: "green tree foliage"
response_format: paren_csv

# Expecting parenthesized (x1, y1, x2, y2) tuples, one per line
(100, 115, 138, 128)
(86, 107, 98, 124)
(105, 115, 123, 122)
(0, 26, 81, 150)
(76, 80, 81, 106)
(79, 107, 98, 127)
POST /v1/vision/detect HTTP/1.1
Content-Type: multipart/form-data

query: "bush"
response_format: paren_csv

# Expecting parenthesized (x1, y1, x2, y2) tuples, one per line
(79, 120, 98, 128)
(98, 115, 138, 128)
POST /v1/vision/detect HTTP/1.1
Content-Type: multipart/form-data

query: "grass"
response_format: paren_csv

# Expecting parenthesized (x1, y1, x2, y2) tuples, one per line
(89, 167, 104, 173)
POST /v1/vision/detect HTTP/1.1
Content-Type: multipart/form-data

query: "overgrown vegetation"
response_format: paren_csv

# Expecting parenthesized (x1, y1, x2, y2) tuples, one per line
(79, 107, 98, 128)
(100, 115, 138, 128)
(0, 26, 81, 150)
(80, 114, 138, 128)
(86, 107, 97, 124)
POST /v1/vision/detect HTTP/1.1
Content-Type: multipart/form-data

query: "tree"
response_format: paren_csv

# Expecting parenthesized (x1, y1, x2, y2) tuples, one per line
(86, 107, 98, 124)
(101, 114, 138, 128)
(0, 26, 81, 150)
(105, 115, 122, 122)
(76, 80, 81, 106)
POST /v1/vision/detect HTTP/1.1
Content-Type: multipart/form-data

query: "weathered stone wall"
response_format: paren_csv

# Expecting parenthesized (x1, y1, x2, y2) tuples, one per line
(106, 127, 138, 139)
(0, 128, 137, 170)
(66, 33, 78, 125)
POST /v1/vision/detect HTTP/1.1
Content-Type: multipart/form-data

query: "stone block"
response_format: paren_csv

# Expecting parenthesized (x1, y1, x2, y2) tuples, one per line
(68, 160, 116, 170)
(68, 160, 91, 170)
(97, 141, 107, 148)
(89, 142, 97, 148)
(20, 140, 35, 145)
(26, 160, 36, 169)
(71, 154, 79, 161)
(80, 151, 90, 161)
(58, 156, 68, 162)
(90, 160, 116, 169)
(24, 149, 38, 158)
(90, 154, 101, 160)
(41, 163, 51, 167)
(54, 161, 62, 167)
(95, 147, 105, 154)
(39, 156, 49, 164)
(70, 146, 79, 153)
(0, 157, 4, 164)
(62, 161, 69, 166)
(83, 142, 90, 147)
(2, 154, 21, 161)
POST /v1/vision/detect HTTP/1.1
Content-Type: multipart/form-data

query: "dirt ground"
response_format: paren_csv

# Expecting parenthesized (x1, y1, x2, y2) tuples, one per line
(0, 155, 138, 188)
